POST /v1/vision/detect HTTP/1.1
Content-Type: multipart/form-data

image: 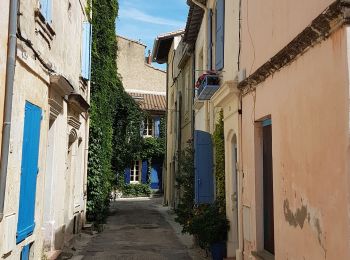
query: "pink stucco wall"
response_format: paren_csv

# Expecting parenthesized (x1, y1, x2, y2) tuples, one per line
(240, 0, 334, 75)
(241, 28, 350, 259)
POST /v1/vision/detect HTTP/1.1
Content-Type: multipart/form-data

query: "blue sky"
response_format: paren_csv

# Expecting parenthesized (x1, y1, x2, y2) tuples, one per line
(116, 0, 188, 69)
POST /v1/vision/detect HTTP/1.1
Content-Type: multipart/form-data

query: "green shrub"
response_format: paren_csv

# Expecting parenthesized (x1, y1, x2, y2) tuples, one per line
(122, 184, 151, 197)
(175, 142, 195, 234)
(189, 202, 229, 249)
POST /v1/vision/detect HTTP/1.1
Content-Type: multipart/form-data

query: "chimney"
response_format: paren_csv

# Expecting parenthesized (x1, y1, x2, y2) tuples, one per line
(146, 50, 152, 65)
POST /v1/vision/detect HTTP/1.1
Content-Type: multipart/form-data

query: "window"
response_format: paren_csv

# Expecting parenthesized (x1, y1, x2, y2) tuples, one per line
(39, 0, 52, 23)
(130, 161, 141, 183)
(143, 117, 153, 137)
(81, 22, 92, 80)
(215, 0, 225, 71)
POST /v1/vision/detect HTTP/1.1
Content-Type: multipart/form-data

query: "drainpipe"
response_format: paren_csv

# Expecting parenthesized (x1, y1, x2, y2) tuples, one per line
(0, 0, 18, 222)
(190, 0, 207, 10)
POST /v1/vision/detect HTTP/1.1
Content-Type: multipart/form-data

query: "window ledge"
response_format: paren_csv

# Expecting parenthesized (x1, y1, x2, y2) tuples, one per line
(251, 251, 274, 260)
(34, 9, 55, 46)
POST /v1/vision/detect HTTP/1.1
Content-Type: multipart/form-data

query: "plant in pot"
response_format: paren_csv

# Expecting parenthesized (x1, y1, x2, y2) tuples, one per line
(189, 201, 229, 260)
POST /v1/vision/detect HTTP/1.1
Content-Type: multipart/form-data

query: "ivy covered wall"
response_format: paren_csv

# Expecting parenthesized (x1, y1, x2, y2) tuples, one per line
(87, 0, 143, 222)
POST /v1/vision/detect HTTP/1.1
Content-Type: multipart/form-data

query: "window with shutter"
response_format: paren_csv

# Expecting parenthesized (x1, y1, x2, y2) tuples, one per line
(215, 0, 225, 71)
(17, 102, 42, 244)
(194, 130, 214, 204)
(154, 117, 160, 138)
(40, 0, 52, 23)
(141, 160, 148, 184)
(81, 22, 92, 80)
(124, 167, 131, 184)
(207, 9, 212, 71)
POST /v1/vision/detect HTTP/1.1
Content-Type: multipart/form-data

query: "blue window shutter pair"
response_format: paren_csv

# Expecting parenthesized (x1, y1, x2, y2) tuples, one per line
(207, 9, 212, 71)
(124, 167, 131, 184)
(215, 0, 225, 71)
(82, 22, 92, 80)
(40, 0, 52, 23)
(194, 130, 214, 204)
(154, 117, 160, 137)
(141, 160, 148, 184)
(17, 102, 42, 244)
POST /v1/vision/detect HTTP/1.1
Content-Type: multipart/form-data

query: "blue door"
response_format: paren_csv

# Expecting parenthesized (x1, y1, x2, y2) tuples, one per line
(194, 130, 214, 204)
(150, 163, 161, 189)
(17, 101, 42, 244)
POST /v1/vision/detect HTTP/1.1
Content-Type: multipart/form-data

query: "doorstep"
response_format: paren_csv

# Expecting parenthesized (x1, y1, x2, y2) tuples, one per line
(45, 249, 62, 260)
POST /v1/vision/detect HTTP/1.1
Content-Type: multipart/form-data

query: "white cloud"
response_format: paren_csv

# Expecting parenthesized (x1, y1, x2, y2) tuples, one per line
(119, 7, 184, 28)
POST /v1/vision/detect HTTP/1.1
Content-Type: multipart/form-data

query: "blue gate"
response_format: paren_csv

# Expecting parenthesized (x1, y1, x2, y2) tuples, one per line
(16, 101, 42, 244)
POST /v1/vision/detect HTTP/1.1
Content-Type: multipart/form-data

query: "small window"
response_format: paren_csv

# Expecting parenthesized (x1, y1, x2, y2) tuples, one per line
(81, 22, 92, 80)
(40, 0, 52, 23)
(130, 161, 141, 183)
(143, 117, 153, 137)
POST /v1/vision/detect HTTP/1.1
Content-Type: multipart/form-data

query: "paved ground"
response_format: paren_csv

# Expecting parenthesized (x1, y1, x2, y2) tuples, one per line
(63, 197, 207, 260)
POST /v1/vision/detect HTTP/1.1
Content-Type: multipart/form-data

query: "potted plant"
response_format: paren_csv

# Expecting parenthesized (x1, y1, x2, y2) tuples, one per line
(189, 201, 229, 260)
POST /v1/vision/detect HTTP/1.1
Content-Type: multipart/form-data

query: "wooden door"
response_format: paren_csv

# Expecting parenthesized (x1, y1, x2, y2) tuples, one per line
(263, 122, 274, 254)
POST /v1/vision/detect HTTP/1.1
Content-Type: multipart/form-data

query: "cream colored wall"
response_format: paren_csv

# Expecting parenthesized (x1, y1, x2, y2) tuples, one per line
(240, 0, 334, 76)
(19, 0, 88, 96)
(165, 42, 176, 206)
(241, 28, 350, 260)
(0, 0, 90, 258)
(1, 60, 49, 259)
(117, 36, 166, 93)
(193, 2, 242, 258)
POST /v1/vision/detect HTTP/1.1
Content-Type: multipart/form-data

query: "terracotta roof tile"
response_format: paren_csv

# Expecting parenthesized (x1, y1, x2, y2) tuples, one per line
(128, 92, 166, 112)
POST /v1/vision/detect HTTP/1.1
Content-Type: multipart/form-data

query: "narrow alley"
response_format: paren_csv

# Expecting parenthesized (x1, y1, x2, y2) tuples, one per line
(64, 198, 206, 260)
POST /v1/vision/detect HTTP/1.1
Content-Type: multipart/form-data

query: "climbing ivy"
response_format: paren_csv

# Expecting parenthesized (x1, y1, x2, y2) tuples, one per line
(213, 109, 225, 208)
(175, 142, 195, 234)
(87, 0, 144, 222)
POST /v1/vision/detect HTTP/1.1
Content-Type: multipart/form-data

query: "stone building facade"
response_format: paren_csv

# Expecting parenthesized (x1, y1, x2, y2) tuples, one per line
(117, 35, 166, 192)
(0, 0, 91, 259)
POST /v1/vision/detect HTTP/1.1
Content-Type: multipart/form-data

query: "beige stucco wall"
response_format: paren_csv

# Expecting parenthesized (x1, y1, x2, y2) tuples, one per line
(241, 28, 350, 260)
(193, 1, 242, 257)
(117, 36, 166, 93)
(240, 0, 334, 75)
(0, 0, 90, 258)
(0, 59, 49, 259)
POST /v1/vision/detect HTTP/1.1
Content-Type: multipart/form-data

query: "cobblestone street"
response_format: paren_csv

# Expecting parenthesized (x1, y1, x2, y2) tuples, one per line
(64, 198, 206, 260)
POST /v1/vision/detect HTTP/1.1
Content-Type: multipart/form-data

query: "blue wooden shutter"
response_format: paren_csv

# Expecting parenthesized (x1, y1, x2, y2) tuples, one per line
(40, 0, 47, 19)
(215, 0, 225, 71)
(141, 160, 148, 184)
(21, 244, 30, 260)
(17, 102, 42, 244)
(207, 9, 212, 71)
(46, 0, 52, 23)
(82, 22, 92, 80)
(194, 130, 214, 204)
(154, 117, 160, 137)
(125, 167, 131, 184)
(40, 0, 52, 23)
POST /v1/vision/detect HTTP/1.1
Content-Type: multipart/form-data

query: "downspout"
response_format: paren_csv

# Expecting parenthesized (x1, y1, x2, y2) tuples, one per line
(0, 0, 18, 222)
(237, 0, 244, 258)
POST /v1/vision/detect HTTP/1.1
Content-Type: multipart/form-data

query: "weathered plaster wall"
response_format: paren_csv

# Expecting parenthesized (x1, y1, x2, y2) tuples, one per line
(241, 28, 350, 260)
(117, 36, 166, 93)
(0, 0, 90, 258)
(240, 0, 334, 76)
(1, 60, 49, 259)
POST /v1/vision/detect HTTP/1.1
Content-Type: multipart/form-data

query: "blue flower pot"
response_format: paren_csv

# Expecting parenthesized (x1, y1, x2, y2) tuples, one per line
(210, 242, 226, 260)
